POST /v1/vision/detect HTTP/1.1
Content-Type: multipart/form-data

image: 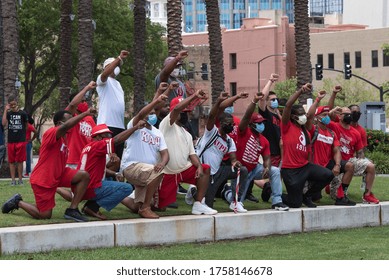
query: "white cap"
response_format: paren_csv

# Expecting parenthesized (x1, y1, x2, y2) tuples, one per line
(103, 57, 115, 69)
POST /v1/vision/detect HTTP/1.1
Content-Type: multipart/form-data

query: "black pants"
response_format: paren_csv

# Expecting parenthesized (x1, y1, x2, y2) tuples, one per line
(108, 126, 125, 160)
(281, 163, 334, 208)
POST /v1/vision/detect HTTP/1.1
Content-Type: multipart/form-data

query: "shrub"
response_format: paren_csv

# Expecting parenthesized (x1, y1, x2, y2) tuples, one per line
(365, 150, 389, 174)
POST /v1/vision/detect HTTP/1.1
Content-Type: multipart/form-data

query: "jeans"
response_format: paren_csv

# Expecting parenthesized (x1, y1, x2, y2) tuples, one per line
(26, 142, 33, 174)
(93, 179, 133, 211)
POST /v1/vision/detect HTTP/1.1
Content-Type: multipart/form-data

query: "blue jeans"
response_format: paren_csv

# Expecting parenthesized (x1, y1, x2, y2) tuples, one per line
(241, 164, 283, 205)
(93, 180, 133, 211)
(26, 142, 32, 174)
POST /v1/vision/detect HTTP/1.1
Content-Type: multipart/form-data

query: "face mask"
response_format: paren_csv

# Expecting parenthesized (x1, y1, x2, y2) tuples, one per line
(114, 67, 120, 76)
(224, 106, 234, 114)
(351, 111, 361, 122)
(147, 114, 157, 126)
(77, 102, 89, 113)
(222, 123, 234, 134)
(320, 115, 331, 125)
(171, 68, 180, 78)
(179, 112, 188, 124)
(343, 114, 353, 124)
(253, 123, 265, 134)
(270, 99, 279, 109)
(296, 115, 307, 125)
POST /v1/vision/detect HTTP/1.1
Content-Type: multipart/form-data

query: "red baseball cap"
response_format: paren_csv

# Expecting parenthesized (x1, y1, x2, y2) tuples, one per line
(250, 113, 266, 123)
(315, 106, 330, 116)
(170, 97, 192, 112)
(91, 124, 113, 138)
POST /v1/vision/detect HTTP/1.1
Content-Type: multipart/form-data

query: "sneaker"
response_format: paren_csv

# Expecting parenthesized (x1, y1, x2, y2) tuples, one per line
(335, 197, 356, 206)
(192, 201, 218, 215)
(2, 194, 23, 214)
(302, 196, 317, 208)
(261, 182, 272, 202)
(167, 202, 178, 209)
(18, 179, 23, 185)
(185, 185, 197, 205)
(10, 180, 16, 186)
(272, 202, 289, 211)
(23, 173, 30, 178)
(177, 184, 188, 194)
(246, 193, 259, 203)
(229, 201, 247, 213)
(64, 208, 89, 222)
(363, 192, 379, 204)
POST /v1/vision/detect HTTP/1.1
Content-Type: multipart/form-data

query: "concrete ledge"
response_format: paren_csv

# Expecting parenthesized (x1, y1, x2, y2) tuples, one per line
(380, 201, 389, 225)
(214, 209, 302, 241)
(0, 221, 114, 255)
(302, 204, 380, 232)
(114, 215, 214, 247)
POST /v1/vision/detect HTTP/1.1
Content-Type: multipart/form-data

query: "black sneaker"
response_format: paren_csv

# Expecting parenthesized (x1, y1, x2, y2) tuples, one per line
(177, 184, 187, 194)
(302, 196, 317, 208)
(335, 196, 356, 206)
(2, 194, 23, 214)
(261, 182, 272, 202)
(167, 202, 179, 209)
(272, 202, 289, 211)
(64, 208, 89, 222)
(246, 193, 259, 203)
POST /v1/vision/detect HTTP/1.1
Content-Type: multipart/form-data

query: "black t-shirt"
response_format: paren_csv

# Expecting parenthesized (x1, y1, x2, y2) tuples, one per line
(258, 106, 281, 156)
(6, 110, 28, 143)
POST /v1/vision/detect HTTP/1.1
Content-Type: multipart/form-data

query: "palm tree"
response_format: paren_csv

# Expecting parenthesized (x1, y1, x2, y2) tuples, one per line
(0, 2, 4, 112)
(166, 0, 183, 56)
(133, 0, 146, 114)
(59, 0, 73, 109)
(205, 0, 225, 104)
(77, 0, 94, 91)
(294, 0, 312, 103)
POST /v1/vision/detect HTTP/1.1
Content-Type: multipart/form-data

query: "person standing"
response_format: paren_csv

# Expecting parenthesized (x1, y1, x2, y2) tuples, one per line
(24, 115, 37, 177)
(96, 50, 129, 159)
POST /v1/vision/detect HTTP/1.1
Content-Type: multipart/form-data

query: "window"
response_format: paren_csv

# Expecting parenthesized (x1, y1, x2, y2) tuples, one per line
(197, 14, 207, 32)
(153, 3, 159, 18)
(383, 51, 389, 67)
(355, 51, 362, 68)
(317, 54, 323, 66)
(272, 0, 282, 9)
(201, 63, 208, 80)
(344, 52, 350, 65)
(233, 13, 245, 29)
(328, 53, 334, 69)
(230, 53, 237, 69)
(233, 0, 245, 10)
(196, 0, 205, 11)
(372, 50, 378, 67)
(163, 3, 167, 17)
(230, 82, 237, 96)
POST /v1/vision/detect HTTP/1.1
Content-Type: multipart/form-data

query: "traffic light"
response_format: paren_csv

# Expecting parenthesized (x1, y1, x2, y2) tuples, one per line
(315, 64, 323, 80)
(344, 64, 352, 79)
(201, 63, 208, 80)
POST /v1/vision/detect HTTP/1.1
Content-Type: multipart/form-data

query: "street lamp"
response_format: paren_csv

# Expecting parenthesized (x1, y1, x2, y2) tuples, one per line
(257, 53, 287, 92)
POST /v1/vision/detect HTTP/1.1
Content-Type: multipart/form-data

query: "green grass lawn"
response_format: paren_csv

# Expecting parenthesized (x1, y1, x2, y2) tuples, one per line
(0, 175, 388, 228)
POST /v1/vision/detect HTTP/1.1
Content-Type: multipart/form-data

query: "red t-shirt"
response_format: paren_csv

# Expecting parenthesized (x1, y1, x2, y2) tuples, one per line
(77, 139, 115, 199)
(66, 115, 96, 165)
(30, 127, 68, 188)
(328, 121, 364, 160)
(235, 127, 270, 172)
(26, 123, 35, 142)
(309, 125, 340, 167)
(281, 120, 310, 168)
(352, 123, 368, 147)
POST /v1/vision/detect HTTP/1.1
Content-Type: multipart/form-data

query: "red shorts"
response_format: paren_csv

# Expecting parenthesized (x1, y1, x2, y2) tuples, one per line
(7, 142, 27, 163)
(157, 164, 210, 208)
(31, 167, 78, 212)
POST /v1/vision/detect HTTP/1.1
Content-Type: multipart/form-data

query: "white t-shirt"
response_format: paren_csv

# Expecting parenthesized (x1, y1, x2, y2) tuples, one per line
(96, 74, 125, 129)
(200, 126, 236, 175)
(159, 113, 194, 174)
(121, 118, 168, 170)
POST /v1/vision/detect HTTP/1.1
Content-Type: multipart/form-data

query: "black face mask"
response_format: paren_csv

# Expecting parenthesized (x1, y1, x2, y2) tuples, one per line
(351, 111, 361, 122)
(221, 123, 234, 134)
(179, 112, 189, 124)
(343, 114, 353, 124)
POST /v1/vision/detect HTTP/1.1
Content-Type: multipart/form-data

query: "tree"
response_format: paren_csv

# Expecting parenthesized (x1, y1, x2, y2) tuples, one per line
(383, 43, 389, 56)
(205, 0, 225, 104)
(166, 0, 183, 56)
(0, 2, 4, 112)
(294, 0, 312, 104)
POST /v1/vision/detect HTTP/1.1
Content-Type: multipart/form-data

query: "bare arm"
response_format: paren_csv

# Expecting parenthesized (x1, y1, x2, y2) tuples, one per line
(133, 95, 168, 126)
(206, 92, 228, 131)
(282, 83, 312, 125)
(67, 81, 96, 114)
(239, 92, 263, 132)
(113, 120, 147, 145)
(2, 104, 10, 126)
(159, 50, 188, 82)
(170, 89, 207, 125)
(219, 92, 249, 111)
(56, 108, 96, 139)
(154, 149, 169, 173)
(327, 85, 342, 109)
(259, 73, 278, 111)
(306, 90, 326, 131)
(100, 50, 129, 82)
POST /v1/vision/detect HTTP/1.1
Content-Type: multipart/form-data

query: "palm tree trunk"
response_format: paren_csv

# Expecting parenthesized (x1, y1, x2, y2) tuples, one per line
(167, 0, 183, 56)
(59, 0, 73, 109)
(294, 0, 312, 104)
(205, 0, 225, 105)
(0, 2, 4, 112)
(77, 0, 94, 91)
(133, 0, 146, 114)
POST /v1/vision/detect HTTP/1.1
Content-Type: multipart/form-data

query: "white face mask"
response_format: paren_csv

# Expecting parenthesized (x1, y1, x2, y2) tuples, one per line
(114, 67, 120, 76)
(171, 68, 180, 78)
(296, 115, 307, 125)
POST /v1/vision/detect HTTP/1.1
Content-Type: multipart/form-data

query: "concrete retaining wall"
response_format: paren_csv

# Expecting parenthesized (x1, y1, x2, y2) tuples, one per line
(0, 203, 387, 255)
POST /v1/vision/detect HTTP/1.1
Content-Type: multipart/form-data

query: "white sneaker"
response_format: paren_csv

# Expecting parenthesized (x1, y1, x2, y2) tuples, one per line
(192, 201, 218, 215)
(229, 201, 248, 213)
(185, 185, 197, 205)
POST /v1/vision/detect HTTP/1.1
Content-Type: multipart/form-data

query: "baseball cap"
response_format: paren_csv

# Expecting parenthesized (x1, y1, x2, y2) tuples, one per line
(250, 113, 266, 123)
(164, 56, 182, 67)
(315, 106, 330, 116)
(91, 124, 113, 138)
(103, 57, 115, 69)
(170, 97, 194, 112)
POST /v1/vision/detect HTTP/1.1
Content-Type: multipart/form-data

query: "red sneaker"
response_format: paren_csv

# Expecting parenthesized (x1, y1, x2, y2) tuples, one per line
(325, 185, 330, 195)
(363, 192, 379, 204)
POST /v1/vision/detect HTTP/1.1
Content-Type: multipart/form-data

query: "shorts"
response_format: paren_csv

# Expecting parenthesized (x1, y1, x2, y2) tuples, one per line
(157, 164, 210, 208)
(7, 142, 27, 163)
(32, 167, 78, 212)
(348, 157, 371, 176)
(93, 180, 133, 211)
